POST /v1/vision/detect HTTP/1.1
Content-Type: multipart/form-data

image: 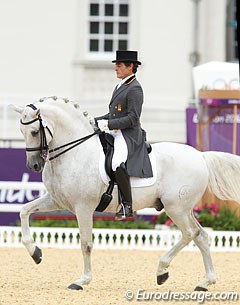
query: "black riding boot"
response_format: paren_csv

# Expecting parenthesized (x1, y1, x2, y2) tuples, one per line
(115, 163, 133, 219)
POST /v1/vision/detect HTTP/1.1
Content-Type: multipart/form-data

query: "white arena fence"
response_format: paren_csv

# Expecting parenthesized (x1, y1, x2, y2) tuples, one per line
(0, 226, 239, 252)
(0, 181, 239, 252)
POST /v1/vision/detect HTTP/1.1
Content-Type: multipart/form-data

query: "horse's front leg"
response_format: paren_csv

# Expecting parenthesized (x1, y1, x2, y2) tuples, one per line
(68, 206, 93, 290)
(20, 193, 58, 264)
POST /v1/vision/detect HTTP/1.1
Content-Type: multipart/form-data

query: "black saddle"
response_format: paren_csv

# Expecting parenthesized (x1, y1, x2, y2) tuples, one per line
(95, 132, 115, 212)
(98, 132, 115, 181)
(98, 132, 152, 182)
(95, 132, 152, 212)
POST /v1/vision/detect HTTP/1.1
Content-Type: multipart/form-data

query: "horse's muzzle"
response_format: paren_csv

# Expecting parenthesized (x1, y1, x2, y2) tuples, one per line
(27, 154, 45, 172)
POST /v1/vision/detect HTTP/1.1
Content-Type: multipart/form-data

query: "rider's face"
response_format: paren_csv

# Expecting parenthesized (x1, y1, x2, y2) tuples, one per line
(114, 62, 133, 79)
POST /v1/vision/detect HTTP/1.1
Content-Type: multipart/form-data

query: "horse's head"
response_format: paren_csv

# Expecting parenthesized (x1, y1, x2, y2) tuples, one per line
(12, 97, 98, 172)
(12, 103, 53, 172)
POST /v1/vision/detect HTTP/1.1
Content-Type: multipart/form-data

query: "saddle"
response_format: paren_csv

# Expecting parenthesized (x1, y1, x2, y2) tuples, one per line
(95, 132, 152, 212)
(95, 133, 115, 212)
(98, 133, 115, 181)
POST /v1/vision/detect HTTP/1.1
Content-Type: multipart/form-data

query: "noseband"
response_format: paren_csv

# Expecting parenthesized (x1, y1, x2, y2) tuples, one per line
(21, 104, 99, 161)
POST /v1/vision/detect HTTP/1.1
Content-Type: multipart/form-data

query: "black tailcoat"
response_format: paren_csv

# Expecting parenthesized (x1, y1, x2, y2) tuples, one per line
(96, 75, 153, 178)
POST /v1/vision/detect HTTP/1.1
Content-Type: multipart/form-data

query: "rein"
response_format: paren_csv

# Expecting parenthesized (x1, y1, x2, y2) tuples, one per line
(21, 104, 99, 161)
(48, 132, 97, 161)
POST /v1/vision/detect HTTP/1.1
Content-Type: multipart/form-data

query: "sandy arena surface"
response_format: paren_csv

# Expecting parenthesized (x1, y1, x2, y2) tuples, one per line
(0, 248, 239, 305)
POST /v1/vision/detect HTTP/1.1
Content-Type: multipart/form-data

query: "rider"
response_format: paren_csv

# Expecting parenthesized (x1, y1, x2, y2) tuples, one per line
(96, 50, 153, 219)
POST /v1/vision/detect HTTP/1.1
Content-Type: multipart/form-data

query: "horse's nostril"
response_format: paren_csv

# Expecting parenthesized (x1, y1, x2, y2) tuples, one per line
(34, 164, 39, 171)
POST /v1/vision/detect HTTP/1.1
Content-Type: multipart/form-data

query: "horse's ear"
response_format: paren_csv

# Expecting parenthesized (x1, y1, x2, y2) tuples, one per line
(8, 104, 24, 114)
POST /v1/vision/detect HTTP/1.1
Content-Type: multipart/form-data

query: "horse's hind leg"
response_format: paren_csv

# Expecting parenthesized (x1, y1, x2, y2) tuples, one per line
(20, 193, 58, 264)
(156, 209, 201, 286)
(191, 212, 216, 291)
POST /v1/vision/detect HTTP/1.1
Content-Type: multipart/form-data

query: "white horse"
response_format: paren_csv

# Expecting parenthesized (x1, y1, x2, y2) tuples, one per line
(12, 97, 240, 291)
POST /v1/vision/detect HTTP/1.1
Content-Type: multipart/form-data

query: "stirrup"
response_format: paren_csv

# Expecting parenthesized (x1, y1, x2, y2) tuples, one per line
(115, 203, 133, 220)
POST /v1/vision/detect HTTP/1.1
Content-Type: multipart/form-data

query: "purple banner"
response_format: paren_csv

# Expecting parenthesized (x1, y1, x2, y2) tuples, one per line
(186, 107, 240, 155)
(186, 107, 197, 148)
(0, 149, 42, 225)
(200, 98, 240, 106)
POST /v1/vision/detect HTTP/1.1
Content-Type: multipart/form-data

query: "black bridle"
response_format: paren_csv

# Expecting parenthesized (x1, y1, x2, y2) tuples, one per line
(20, 104, 53, 159)
(21, 104, 98, 161)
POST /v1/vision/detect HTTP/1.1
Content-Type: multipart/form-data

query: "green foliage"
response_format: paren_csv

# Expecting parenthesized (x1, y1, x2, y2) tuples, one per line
(17, 204, 240, 231)
(156, 203, 240, 231)
(93, 219, 153, 229)
(212, 207, 240, 231)
(198, 210, 215, 227)
(27, 218, 153, 229)
(156, 212, 169, 225)
(29, 219, 78, 228)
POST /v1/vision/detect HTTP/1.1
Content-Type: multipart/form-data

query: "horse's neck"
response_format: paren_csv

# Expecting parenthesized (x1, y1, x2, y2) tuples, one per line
(43, 103, 92, 149)
(47, 104, 99, 169)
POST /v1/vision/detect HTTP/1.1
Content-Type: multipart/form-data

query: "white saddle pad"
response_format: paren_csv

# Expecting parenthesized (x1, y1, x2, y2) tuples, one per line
(98, 139, 157, 188)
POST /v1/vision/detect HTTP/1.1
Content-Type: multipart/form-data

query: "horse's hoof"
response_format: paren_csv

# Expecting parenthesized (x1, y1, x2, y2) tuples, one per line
(32, 246, 42, 264)
(157, 272, 169, 285)
(68, 283, 83, 290)
(194, 286, 208, 291)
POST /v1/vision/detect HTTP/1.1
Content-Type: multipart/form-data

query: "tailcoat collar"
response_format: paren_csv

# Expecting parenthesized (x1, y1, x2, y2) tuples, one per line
(110, 75, 136, 102)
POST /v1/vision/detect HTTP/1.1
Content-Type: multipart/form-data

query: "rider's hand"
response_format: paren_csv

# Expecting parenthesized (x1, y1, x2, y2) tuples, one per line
(97, 119, 109, 132)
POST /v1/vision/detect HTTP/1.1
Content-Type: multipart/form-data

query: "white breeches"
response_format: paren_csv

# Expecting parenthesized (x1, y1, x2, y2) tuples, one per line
(106, 129, 128, 171)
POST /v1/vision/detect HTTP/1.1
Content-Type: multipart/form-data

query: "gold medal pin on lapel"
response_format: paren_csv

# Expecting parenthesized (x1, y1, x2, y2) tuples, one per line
(117, 104, 122, 112)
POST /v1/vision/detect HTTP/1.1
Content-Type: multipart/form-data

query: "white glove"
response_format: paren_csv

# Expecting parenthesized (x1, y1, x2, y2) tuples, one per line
(97, 119, 109, 132)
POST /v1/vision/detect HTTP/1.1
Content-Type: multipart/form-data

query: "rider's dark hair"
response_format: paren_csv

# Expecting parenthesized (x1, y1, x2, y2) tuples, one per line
(124, 62, 139, 74)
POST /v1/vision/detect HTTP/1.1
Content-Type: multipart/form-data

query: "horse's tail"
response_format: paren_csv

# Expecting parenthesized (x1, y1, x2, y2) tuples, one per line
(202, 151, 240, 203)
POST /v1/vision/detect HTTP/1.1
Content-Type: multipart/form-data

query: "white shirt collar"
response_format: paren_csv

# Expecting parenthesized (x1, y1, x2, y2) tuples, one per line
(117, 74, 135, 89)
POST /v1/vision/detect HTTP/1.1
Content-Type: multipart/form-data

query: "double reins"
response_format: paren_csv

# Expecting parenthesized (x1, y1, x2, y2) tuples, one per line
(48, 132, 97, 161)
(21, 104, 99, 161)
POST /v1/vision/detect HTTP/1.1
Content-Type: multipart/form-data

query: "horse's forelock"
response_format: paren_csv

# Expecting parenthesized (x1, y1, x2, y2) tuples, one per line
(22, 105, 36, 119)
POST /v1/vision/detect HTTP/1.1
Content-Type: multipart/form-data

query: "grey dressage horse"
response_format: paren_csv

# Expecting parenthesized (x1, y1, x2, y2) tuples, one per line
(12, 97, 240, 291)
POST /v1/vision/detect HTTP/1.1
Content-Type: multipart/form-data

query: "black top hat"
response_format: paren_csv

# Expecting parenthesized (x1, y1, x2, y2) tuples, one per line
(112, 50, 142, 65)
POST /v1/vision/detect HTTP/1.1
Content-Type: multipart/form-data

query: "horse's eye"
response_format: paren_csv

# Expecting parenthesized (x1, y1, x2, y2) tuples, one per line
(31, 130, 39, 136)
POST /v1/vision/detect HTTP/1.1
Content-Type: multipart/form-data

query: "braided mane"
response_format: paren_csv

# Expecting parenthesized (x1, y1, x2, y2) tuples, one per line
(38, 96, 80, 110)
